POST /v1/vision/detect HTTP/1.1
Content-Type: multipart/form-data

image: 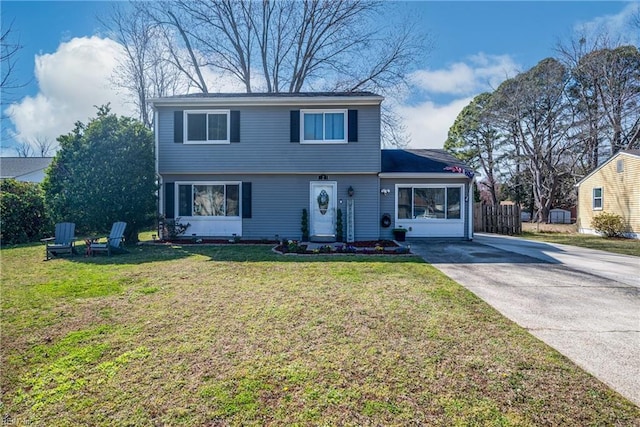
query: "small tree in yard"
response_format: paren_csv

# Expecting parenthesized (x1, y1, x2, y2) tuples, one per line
(591, 212, 626, 238)
(0, 179, 49, 245)
(43, 105, 156, 243)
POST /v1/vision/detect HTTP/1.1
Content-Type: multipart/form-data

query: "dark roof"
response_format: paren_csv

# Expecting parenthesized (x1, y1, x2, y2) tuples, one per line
(622, 149, 640, 157)
(381, 149, 473, 176)
(0, 157, 53, 179)
(158, 91, 380, 99)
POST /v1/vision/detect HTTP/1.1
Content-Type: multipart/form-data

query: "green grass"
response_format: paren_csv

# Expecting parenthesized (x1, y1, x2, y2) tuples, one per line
(2, 240, 639, 425)
(521, 231, 640, 257)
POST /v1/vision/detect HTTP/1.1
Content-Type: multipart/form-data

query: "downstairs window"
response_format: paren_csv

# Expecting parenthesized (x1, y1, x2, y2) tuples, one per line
(178, 183, 240, 217)
(397, 185, 462, 220)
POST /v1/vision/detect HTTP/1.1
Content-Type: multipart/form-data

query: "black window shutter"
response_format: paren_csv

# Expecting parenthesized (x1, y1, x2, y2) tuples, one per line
(290, 110, 300, 143)
(230, 110, 240, 142)
(164, 183, 175, 218)
(348, 109, 358, 142)
(174, 111, 183, 143)
(178, 185, 192, 216)
(242, 182, 252, 218)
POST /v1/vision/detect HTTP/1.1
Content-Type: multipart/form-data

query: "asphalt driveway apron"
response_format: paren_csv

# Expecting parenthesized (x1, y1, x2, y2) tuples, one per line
(409, 233, 640, 406)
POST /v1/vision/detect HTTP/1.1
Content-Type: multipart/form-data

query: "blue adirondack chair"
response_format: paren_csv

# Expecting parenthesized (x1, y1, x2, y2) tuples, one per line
(41, 222, 76, 260)
(88, 222, 127, 256)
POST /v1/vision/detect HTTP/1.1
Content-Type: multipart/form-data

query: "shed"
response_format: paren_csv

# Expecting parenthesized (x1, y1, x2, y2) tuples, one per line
(549, 209, 571, 224)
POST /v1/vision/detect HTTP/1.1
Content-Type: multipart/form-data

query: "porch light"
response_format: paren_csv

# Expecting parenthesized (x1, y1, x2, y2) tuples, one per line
(347, 186, 354, 197)
(380, 188, 391, 195)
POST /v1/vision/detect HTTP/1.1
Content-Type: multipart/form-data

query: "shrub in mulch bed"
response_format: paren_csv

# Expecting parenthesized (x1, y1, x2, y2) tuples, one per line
(275, 240, 411, 255)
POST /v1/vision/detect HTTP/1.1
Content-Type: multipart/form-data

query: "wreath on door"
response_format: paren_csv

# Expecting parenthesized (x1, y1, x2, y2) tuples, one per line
(317, 190, 329, 215)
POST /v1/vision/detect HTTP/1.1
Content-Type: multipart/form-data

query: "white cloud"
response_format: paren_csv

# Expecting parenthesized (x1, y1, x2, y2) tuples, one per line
(397, 97, 473, 149)
(409, 53, 520, 96)
(198, 66, 250, 94)
(5, 36, 134, 154)
(395, 53, 520, 149)
(575, 3, 640, 45)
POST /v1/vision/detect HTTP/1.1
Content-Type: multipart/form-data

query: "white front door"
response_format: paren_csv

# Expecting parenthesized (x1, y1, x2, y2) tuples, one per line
(310, 181, 337, 241)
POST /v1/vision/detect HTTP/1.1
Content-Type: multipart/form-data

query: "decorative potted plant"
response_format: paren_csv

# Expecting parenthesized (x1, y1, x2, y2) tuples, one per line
(392, 227, 407, 242)
(336, 208, 344, 242)
(301, 209, 309, 241)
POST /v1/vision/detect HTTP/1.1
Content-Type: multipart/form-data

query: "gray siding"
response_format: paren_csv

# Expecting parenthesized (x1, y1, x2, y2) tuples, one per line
(157, 105, 380, 174)
(162, 174, 380, 241)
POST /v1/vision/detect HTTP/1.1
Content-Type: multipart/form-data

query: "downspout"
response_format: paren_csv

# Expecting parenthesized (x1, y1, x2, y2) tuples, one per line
(468, 177, 475, 240)
(153, 105, 163, 232)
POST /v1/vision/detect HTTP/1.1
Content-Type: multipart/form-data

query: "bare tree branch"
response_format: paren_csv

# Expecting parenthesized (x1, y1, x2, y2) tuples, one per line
(32, 135, 56, 157)
(166, 9, 209, 93)
(113, 0, 427, 145)
(1, 19, 25, 93)
(14, 140, 33, 157)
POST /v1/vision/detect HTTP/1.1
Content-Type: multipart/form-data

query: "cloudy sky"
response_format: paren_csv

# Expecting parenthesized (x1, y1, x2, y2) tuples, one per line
(1, 1, 638, 156)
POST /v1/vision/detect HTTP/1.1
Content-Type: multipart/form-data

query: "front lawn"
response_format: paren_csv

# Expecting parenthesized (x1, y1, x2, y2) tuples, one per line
(2, 242, 638, 425)
(521, 231, 640, 257)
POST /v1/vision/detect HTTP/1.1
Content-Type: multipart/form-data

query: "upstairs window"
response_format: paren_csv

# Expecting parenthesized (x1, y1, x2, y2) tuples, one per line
(185, 110, 229, 144)
(302, 110, 346, 143)
(592, 187, 603, 210)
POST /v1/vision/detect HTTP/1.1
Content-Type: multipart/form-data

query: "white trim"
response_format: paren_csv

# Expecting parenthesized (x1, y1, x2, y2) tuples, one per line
(468, 178, 474, 240)
(154, 109, 159, 179)
(309, 181, 338, 238)
(183, 110, 230, 144)
(592, 187, 603, 211)
(394, 183, 465, 222)
(159, 171, 379, 176)
(155, 110, 163, 217)
(300, 109, 347, 144)
(174, 181, 242, 218)
(379, 172, 470, 179)
(579, 227, 640, 240)
(393, 181, 466, 238)
(149, 95, 383, 108)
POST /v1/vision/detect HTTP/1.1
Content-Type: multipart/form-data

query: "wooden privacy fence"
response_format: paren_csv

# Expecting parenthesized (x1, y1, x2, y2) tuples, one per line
(474, 203, 522, 235)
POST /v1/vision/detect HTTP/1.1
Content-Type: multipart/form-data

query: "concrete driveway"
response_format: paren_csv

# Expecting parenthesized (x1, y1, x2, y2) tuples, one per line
(409, 233, 640, 406)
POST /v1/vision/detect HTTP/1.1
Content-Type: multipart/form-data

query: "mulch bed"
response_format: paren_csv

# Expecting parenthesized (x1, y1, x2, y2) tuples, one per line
(152, 239, 278, 245)
(275, 240, 411, 255)
(148, 238, 411, 255)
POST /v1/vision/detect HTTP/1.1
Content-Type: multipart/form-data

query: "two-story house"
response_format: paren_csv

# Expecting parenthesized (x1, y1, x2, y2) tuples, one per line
(150, 92, 474, 241)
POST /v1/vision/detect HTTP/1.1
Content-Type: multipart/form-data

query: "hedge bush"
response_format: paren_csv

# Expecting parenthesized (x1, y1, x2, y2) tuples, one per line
(0, 179, 50, 245)
(591, 212, 626, 238)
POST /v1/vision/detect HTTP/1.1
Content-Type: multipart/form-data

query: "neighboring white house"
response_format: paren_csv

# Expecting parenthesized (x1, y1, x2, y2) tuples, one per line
(0, 157, 53, 183)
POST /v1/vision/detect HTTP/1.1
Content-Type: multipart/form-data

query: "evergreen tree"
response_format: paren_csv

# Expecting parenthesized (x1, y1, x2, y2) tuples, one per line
(43, 105, 156, 243)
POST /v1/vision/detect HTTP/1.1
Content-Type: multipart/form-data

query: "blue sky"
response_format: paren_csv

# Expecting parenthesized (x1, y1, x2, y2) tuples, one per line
(1, 1, 638, 155)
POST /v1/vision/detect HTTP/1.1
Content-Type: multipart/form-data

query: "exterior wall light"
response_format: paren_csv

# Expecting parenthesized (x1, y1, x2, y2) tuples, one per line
(380, 188, 391, 195)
